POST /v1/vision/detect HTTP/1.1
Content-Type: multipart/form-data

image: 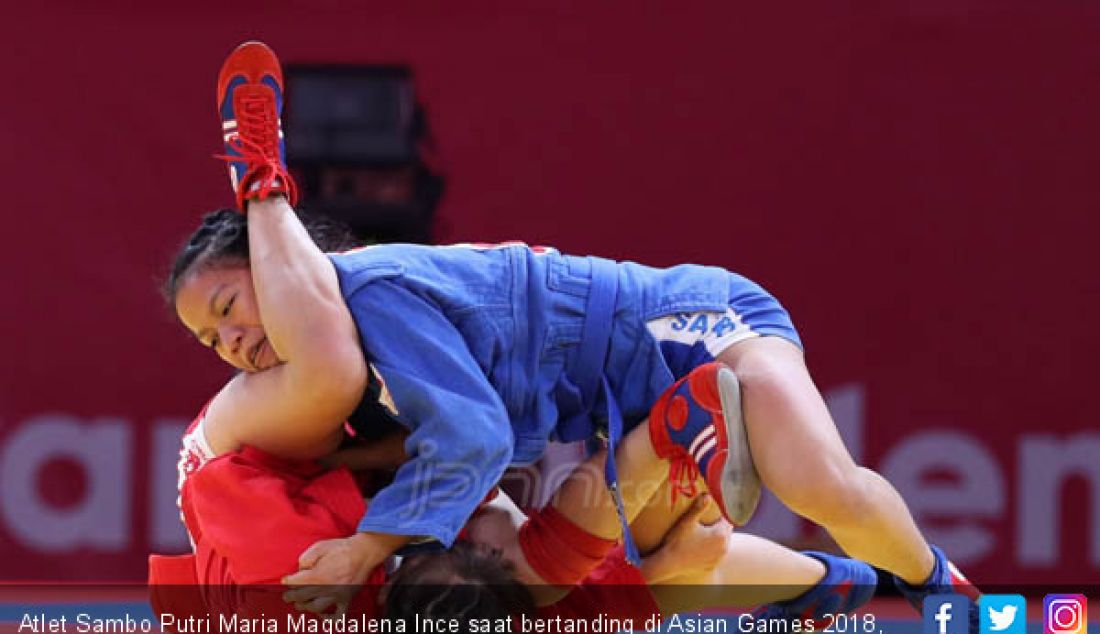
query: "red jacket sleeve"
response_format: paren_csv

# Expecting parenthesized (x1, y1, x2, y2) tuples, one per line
(185, 446, 368, 584)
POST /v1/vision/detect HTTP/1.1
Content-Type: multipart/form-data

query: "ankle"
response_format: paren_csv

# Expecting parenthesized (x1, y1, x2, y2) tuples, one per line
(897, 546, 937, 587)
(243, 193, 288, 212)
(237, 168, 297, 211)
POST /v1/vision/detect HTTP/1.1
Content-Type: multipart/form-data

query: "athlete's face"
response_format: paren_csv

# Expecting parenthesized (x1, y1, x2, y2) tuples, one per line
(174, 264, 282, 373)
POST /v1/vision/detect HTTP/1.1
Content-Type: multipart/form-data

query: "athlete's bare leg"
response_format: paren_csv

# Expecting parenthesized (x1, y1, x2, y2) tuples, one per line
(717, 336, 933, 584)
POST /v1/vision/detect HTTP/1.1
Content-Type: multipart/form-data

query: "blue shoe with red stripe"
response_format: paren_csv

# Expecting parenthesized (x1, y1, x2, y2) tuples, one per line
(648, 362, 761, 526)
(750, 552, 877, 624)
(895, 545, 980, 627)
(215, 41, 297, 210)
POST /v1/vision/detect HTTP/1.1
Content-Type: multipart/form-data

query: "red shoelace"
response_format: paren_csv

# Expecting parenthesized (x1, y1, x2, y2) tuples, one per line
(216, 92, 298, 209)
(668, 451, 700, 506)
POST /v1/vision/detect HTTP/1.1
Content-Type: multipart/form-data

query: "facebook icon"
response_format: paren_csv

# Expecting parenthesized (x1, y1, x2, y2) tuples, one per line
(925, 595, 972, 634)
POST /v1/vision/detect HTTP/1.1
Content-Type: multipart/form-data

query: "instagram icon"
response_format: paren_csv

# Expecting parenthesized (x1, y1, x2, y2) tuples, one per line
(1044, 595, 1087, 634)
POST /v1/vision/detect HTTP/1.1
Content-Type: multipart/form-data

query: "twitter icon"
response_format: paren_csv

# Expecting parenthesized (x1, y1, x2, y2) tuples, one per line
(981, 594, 1027, 634)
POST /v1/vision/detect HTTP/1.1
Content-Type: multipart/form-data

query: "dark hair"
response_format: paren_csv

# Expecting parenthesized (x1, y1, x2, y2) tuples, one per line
(384, 542, 536, 628)
(162, 208, 361, 305)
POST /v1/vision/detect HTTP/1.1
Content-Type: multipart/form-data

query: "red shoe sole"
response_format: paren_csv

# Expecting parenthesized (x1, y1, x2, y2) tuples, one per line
(217, 41, 283, 109)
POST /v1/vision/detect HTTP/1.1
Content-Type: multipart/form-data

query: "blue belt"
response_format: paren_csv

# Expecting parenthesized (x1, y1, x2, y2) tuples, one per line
(564, 256, 641, 566)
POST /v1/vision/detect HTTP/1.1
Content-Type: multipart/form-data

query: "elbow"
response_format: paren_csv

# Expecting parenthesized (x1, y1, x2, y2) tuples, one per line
(482, 425, 514, 470)
(432, 414, 513, 483)
(297, 341, 369, 418)
(458, 408, 513, 470)
(326, 347, 370, 412)
(331, 342, 370, 395)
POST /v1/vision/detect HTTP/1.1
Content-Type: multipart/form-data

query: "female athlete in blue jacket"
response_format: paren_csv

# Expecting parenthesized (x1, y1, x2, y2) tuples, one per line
(166, 41, 978, 617)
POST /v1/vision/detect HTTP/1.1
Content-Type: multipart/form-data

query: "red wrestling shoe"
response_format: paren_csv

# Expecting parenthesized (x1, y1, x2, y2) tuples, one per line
(216, 41, 297, 211)
(648, 362, 761, 526)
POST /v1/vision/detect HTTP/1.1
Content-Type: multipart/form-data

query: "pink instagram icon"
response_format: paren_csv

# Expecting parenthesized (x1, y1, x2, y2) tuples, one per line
(1044, 595, 1087, 634)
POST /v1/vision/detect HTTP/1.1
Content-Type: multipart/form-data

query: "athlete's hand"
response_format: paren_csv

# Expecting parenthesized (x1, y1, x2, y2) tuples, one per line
(640, 495, 730, 584)
(282, 532, 406, 614)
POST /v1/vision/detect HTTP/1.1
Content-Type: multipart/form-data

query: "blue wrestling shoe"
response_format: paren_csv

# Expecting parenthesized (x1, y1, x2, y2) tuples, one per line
(750, 552, 878, 624)
(216, 41, 297, 210)
(648, 362, 761, 526)
(894, 545, 980, 629)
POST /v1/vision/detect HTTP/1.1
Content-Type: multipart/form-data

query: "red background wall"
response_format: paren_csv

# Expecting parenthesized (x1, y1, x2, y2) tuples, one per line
(1, 2, 1098, 583)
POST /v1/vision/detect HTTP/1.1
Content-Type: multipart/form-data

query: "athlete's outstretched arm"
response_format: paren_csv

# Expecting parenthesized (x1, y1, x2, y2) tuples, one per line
(203, 196, 368, 460)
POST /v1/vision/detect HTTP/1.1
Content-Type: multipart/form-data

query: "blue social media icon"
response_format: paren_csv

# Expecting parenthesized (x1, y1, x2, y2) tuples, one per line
(981, 595, 1027, 634)
(925, 595, 971, 634)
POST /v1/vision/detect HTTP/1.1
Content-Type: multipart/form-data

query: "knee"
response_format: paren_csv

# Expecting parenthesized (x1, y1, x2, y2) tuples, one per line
(725, 341, 780, 377)
(722, 340, 808, 398)
(773, 464, 876, 527)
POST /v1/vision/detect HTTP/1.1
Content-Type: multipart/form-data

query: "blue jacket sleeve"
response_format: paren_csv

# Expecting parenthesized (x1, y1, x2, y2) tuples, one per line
(345, 280, 514, 546)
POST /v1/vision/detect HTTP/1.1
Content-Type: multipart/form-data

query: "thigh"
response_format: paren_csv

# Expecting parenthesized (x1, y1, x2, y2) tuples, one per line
(716, 336, 858, 502)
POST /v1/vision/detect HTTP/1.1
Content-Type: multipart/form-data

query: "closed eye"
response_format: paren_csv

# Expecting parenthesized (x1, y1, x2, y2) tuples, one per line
(222, 295, 236, 317)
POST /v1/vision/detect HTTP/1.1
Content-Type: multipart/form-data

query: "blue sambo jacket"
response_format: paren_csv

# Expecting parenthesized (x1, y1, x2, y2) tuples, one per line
(328, 242, 737, 545)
